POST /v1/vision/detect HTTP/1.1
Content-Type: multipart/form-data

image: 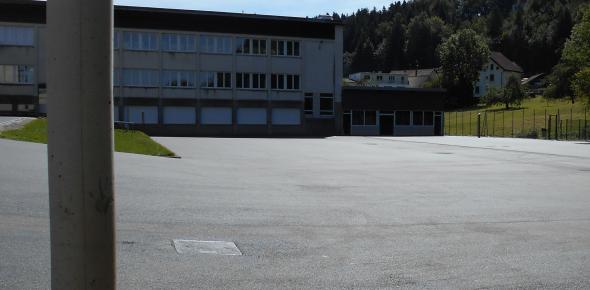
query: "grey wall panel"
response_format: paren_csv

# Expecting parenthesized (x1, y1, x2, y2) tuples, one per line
(200, 54, 232, 71)
(123, 87, 159, 98)
(270, 91, 301, 101)
(0, 46, 36, 65)
(270, 57, 300, 74)
(235, 90, 267, 100)
(162, 88, 195, 99)
(162, 53, 197, 70)
(303, 40, 334, 92)
(200, 89, 232, 100)
(235, 56, 267, 72)
(122, 51, 159, 68)
(394, 126, 435, 136)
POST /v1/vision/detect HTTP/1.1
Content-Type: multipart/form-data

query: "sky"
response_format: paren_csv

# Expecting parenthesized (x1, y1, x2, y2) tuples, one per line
(114, 0, 397, 17)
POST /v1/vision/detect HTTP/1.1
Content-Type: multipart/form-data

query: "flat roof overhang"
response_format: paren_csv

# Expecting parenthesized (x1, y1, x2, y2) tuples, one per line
(342, 86, 447, 111)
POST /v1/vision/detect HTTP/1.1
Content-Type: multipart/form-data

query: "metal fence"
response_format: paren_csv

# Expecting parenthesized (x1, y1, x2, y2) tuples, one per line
(445, 108, 590, 141)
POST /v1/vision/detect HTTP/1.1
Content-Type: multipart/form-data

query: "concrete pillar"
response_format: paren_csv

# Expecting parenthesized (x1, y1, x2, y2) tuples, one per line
(47, 0, 115, 289)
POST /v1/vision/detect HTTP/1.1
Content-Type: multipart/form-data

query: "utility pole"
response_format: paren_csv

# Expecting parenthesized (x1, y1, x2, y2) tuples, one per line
(47, 0, 115, 289)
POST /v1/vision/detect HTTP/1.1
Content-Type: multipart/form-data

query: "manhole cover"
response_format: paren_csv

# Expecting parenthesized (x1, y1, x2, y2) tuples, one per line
(172, 240, 242, 256)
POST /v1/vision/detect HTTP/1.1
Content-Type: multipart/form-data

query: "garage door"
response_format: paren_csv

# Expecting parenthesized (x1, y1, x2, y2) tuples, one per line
(201, 107, 232, 125)
(163, 107, 196, 124)
(237, 108, 267, 125)
(126, 106, 158, 124)
(272, 108, 301, 125)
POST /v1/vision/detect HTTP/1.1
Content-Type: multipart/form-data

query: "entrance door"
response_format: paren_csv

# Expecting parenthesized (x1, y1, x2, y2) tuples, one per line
(379, 115, 394, 136)
(343, 113, 351, 135)
(434, 113, 442, 136)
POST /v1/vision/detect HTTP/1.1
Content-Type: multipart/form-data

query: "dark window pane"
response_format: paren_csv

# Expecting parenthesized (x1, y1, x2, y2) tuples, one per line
(278, 41, 284, 55)
(424, 112, 434, 126)
(294, 75, 300, 90)
(287, 41, 293, 55)
(271, 74, 277, 89)
(244, 73, 250, 88)
(271, 40, 277, 55)
(252, 39, 259, 54)
(396, 111, 410, 125)
(252, 74, 259, 89)
(413, 111, 424, 126)
(216, 72, 223, 87)
(365, 111, 377, 125)
(294, 41, 300, 56)
(224, 73, 231, 88)
(278, 75, 284, 89)
(236, 73, 242, 88)
(243, 39, 250, 54)
(352, 110, 364, 125)
(320, 97, 333, 115)
(260, 40, 267, 54)
(287, 75, 293, 90)
(304, 97, 313, 113)
(260, 74, 266, 88)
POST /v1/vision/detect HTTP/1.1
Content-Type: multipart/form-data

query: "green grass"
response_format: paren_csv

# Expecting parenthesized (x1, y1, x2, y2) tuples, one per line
(0, 118, 176, 157)
(445, 97, 590, 139)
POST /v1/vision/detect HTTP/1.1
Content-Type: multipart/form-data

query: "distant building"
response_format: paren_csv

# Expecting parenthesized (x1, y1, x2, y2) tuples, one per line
(348, 72, 410, 88)
(474, 52, 523, 98)
(389, 69, 440, 88)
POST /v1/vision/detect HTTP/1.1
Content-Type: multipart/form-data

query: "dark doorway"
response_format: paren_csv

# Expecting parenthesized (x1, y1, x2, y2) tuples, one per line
(379, 115, 394, 136)
(343, 114, 351, 135)
(434, 113, 442, 136)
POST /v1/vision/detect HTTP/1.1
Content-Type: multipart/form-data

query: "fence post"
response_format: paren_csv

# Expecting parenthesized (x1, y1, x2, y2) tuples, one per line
(455, 112, 458, 136)
(512, 110, 515, 137)
(461, 112, 464, 136)
(533, 109, 536, 133)
(469, 112, 472, 136)
(493, 111, 496, 137)
(566, 119, 569, 140)
(502, 111, 505, 137)
(557, 109, 560, 140)
(477, 113, 481, 138)
(579, 119, 582, 140)
(548, 115, 552, 140)
(521, 108, 525, 136)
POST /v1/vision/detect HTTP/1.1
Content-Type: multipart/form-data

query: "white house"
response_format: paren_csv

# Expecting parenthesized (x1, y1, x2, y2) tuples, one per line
(474, 52, 523, 98)
(348, 72, 410, 88)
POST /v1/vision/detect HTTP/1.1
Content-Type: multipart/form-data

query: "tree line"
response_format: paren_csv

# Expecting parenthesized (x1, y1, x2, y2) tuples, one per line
(337, 0, 589, 107)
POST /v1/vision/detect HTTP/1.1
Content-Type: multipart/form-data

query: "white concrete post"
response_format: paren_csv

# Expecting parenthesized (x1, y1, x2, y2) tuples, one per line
(47, 0, 115, 289)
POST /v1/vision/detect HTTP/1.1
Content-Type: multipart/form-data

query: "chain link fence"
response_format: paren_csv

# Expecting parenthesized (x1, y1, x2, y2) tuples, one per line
(445, 108, 590, 141)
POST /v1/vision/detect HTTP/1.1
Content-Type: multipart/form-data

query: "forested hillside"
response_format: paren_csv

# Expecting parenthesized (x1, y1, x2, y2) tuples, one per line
(339, 0, 587, 76)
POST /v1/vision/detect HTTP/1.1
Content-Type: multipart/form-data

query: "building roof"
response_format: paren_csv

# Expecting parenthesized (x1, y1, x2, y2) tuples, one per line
(490, 52, 523, 73)
(342, 86, 447, 111)
(0, 0, 340, 39)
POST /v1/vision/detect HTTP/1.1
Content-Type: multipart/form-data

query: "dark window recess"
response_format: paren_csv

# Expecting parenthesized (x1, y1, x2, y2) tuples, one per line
(259, 74, 266, 89)
(236, 73, 243, 88)
(413, 111, 423, 126)
(365, 111, 377, 125)
(243, 73, 250, 89)
(271, 74, 277, 89)
(287, 75, 293, 90)
(319, 93, 333, 116)
(224, 73, 231, 88)
(278, 75, 284, 89)
(424, 112, 434, 126)
(490, 74, 495, 82)
(293, 75, 300, 90)
(396, 111, 410, 126)
(304, 95, 313, 115)
(352, 110, 364, 125)
(294, 41, 300, 56)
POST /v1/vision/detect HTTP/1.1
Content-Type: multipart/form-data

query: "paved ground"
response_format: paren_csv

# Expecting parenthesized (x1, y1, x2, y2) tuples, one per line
(1, 136, 589, 289)
(0, 116, 34, 131)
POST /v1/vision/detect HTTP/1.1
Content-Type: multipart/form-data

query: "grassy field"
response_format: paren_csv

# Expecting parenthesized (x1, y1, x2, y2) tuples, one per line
(0, 118, 176, 157)
(445, 97, 590, 140)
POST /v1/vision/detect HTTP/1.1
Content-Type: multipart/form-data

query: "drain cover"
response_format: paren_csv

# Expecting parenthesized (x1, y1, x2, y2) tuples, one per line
(172, 240, 242, 256)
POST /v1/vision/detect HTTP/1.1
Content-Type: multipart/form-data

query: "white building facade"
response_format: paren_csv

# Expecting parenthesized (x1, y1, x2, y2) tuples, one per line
(0, 1, 343, 136)
(474, 52, 523, 98)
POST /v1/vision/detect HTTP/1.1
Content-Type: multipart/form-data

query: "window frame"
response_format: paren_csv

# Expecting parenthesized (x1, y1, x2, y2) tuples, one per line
(270, 39, 301, 57)
(162, 70, 196, 88)
(236, 37, 267, 56)
(121, 68, 160, 88)
(319, 93, 334, 116)
(0, 64, 34, 85)
(200, 71, 232, 89)
(161, 33, 196, 53)
(0, 25, 35, 47)
(123, 31, 158, 51)
(271, 73, 300, 91)
(199, 35, 233, 54)
(236, 72, 267, 90)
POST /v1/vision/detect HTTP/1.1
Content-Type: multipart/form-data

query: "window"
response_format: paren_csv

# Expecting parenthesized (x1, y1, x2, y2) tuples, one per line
(200, 72, 231, 88)
(0, 65, 34, 84)
(424, 112, 434, 126)
(236, 38, 267, 55)
(376, 76, 383, 81)
(161, 33, 196, 52)
(122, 69, 159, 87)
(271, 74, 300, 90)
(365, 111, 377, 125)
(123, 31, 157, 51)
(475, 86, 480, 94)
(304, 93, 313, 115)
(395, 111, 411, 126)
(114, 31, 120, 49)
(0, 26, 34, 46)
(389, 76, 395, 81)
(201, 107, 232, 125)
(490, 64, 494, 70)
(401, 76, 405, 83)
(364, 75, 371, 80)
(319, 93, 334, 116)
(113, 68, 120, 86)
(200, 35, 232, 54)
(237, 108, 267, 125)
(236, 73, 266, 89)
(413, 111, 424, 126)
(352, 110, 377, 125)
(272, 108, 301, 125)
(271, 40, 300, 56)
(162, 70, 195, 88)
(490, 74, 495, 82)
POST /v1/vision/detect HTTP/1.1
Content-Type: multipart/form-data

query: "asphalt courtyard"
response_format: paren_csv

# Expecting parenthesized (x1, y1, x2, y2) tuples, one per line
(1, 136, 589, 289)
